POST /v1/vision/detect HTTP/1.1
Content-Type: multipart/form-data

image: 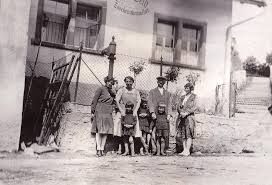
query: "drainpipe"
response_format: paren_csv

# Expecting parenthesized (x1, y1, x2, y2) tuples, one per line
(223, 0, 266, 117)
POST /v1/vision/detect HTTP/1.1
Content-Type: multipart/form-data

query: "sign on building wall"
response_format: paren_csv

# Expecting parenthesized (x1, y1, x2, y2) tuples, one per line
(114, 0, 149, 15)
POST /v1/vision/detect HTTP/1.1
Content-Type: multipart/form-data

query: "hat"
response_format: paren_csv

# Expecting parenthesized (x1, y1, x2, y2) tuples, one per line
(184, 82, 194, 91)
(141, 97, 148, 102)
(158, 102, 166, 107)
(104, 76, 114, 83)
(156, 76, 167, 81)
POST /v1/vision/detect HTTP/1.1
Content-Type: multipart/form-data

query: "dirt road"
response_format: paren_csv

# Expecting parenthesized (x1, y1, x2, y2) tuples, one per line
(0, 153, 272, 185)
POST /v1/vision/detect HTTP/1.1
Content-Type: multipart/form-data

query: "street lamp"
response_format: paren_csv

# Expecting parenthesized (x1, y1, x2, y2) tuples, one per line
(102, 36, 116, 78)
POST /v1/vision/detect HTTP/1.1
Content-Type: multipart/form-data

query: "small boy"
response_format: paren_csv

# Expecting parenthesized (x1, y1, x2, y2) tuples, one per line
(155, 102, 169, 156)
(121, 101, 137, 156)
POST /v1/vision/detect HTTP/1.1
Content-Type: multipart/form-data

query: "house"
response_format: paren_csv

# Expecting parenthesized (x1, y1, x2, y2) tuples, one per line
(0, 0, 265, 151)
(26, 0, 232, 110)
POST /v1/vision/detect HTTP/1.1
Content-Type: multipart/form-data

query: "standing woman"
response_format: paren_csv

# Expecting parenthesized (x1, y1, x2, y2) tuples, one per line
(176, 82, 197, 156)
(91, 76, 115, 157)
(115, 76, 142, 154)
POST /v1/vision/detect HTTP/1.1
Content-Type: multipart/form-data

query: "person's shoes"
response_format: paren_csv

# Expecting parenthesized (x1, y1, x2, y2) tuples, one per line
(178, 151, 186, 156)
(156, 152, 160, 156)
(116, 150, 122, 155)
(100, 150, 106, 156)
(178, 150, 190, 156)
(161, 151, 167, 156)
(122, 151, 129, 156)
(140, 148, 145, 156)
(183, 150, 190, 156)
(97, 150, 102, 157)
(145, 151, 151, 156)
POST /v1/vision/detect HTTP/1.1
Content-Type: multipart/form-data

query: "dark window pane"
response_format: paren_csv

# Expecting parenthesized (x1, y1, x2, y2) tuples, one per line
(76, 5, 100, 21)
(189, 42, 198, 52)
(165, 37, 173, 48)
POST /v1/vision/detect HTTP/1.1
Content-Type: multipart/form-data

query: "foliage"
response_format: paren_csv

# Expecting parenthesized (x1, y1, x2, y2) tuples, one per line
(164, 66, 180, 83)
(257, 63, 270, 77)
(186, 72, 200, 85)
(129, 61, 146, 77)
(242, 56, 270, 77)
(243, 56, 259, 75)
(266, 52, 272, 65)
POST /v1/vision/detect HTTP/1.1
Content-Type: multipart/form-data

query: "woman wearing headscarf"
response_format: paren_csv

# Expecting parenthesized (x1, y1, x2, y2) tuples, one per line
(176, 82, 197, 156)
(91, 76, 115, 157)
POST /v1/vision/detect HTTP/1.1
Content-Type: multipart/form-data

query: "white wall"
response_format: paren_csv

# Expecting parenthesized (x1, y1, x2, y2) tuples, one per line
(0, 0, 31, 151)
(27, 0, 232, 113)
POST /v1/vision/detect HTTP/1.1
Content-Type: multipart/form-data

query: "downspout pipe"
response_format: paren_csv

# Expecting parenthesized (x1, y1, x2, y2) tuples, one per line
(224, 2, 266, 117)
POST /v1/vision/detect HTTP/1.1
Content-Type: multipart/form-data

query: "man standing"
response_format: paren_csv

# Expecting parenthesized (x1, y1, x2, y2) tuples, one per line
(148, 76, 172, 153)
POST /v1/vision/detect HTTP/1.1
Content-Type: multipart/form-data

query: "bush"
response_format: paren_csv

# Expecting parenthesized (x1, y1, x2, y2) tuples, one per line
(243, 56, 259, 75)
(257, 63, 270, 77)
(266, 52, 272, 65)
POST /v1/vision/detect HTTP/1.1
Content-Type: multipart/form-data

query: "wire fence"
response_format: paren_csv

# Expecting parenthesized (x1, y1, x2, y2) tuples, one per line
(25, 50, 206, 111)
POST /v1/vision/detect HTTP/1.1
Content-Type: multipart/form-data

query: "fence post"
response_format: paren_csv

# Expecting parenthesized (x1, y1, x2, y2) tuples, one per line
(160, 56, 163, 76)
(74, 43, 83, 102)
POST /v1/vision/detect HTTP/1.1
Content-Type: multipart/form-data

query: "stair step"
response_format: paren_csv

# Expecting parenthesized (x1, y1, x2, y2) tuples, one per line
(236, 105, 268, 110)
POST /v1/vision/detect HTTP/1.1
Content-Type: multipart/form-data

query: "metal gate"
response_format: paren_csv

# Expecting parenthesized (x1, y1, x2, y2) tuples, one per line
(37, 54, 80, 145)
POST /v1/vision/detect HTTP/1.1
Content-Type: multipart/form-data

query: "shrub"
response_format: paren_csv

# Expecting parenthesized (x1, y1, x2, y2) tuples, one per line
(186, 72, 200, 86)
(266, 52, 272, 65)
(243, 56, 259, 75)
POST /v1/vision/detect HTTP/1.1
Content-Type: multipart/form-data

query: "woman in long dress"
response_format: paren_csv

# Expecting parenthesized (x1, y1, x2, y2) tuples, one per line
(91, 76, 115, 157)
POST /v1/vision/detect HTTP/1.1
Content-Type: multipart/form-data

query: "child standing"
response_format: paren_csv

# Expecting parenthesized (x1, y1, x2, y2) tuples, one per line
(155, 102, 169, 156)
(121, 101, 137, 156)
(138, 98, 151, 155)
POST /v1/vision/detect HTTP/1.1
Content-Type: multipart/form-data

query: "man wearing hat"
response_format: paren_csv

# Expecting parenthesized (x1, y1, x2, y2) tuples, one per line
(148, 76, 172, 152)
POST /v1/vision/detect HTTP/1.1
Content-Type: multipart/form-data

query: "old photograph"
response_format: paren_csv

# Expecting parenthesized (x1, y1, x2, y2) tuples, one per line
(0, 0, 272, 184)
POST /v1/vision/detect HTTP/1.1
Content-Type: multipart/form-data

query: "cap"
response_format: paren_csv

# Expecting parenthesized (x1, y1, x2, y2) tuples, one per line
(104, 76, 115, 83)
(156, 76, 167, 81)
(158, 102, 166, 107)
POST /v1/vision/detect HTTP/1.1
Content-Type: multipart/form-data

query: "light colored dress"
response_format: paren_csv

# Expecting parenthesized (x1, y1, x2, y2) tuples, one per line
(115, 87, 142, 137)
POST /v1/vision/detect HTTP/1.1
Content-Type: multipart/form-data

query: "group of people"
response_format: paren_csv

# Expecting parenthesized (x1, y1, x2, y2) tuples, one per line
(90, 75, 197, 157)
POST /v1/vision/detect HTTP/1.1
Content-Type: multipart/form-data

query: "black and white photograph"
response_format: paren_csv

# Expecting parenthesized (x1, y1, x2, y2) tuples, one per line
(0, 0, 272, 184)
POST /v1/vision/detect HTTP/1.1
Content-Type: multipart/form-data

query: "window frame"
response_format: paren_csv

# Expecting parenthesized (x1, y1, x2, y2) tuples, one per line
(151, 13, 207, 71)
(32, 0, 107, 54)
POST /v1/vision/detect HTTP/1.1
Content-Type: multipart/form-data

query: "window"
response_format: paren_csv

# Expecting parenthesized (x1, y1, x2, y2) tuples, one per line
(42, 0, 68, 44)
(76, 4, 100, 21)
(155, 20, 177, 62)
(37, 0, 104, 50)
(74, 4, 101, 49)
(153, 14, 206, 69)
(180, 24, 202, 66)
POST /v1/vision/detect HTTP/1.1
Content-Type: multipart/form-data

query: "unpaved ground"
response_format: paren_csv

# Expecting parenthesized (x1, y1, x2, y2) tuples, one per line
(0, 153, 272, 185)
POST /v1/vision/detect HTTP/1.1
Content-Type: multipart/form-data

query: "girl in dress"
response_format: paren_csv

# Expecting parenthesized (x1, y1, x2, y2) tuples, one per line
(121, 101, 137, 156)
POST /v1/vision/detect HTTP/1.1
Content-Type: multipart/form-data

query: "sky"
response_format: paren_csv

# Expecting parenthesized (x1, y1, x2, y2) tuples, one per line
(232, 0, 272, 63)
